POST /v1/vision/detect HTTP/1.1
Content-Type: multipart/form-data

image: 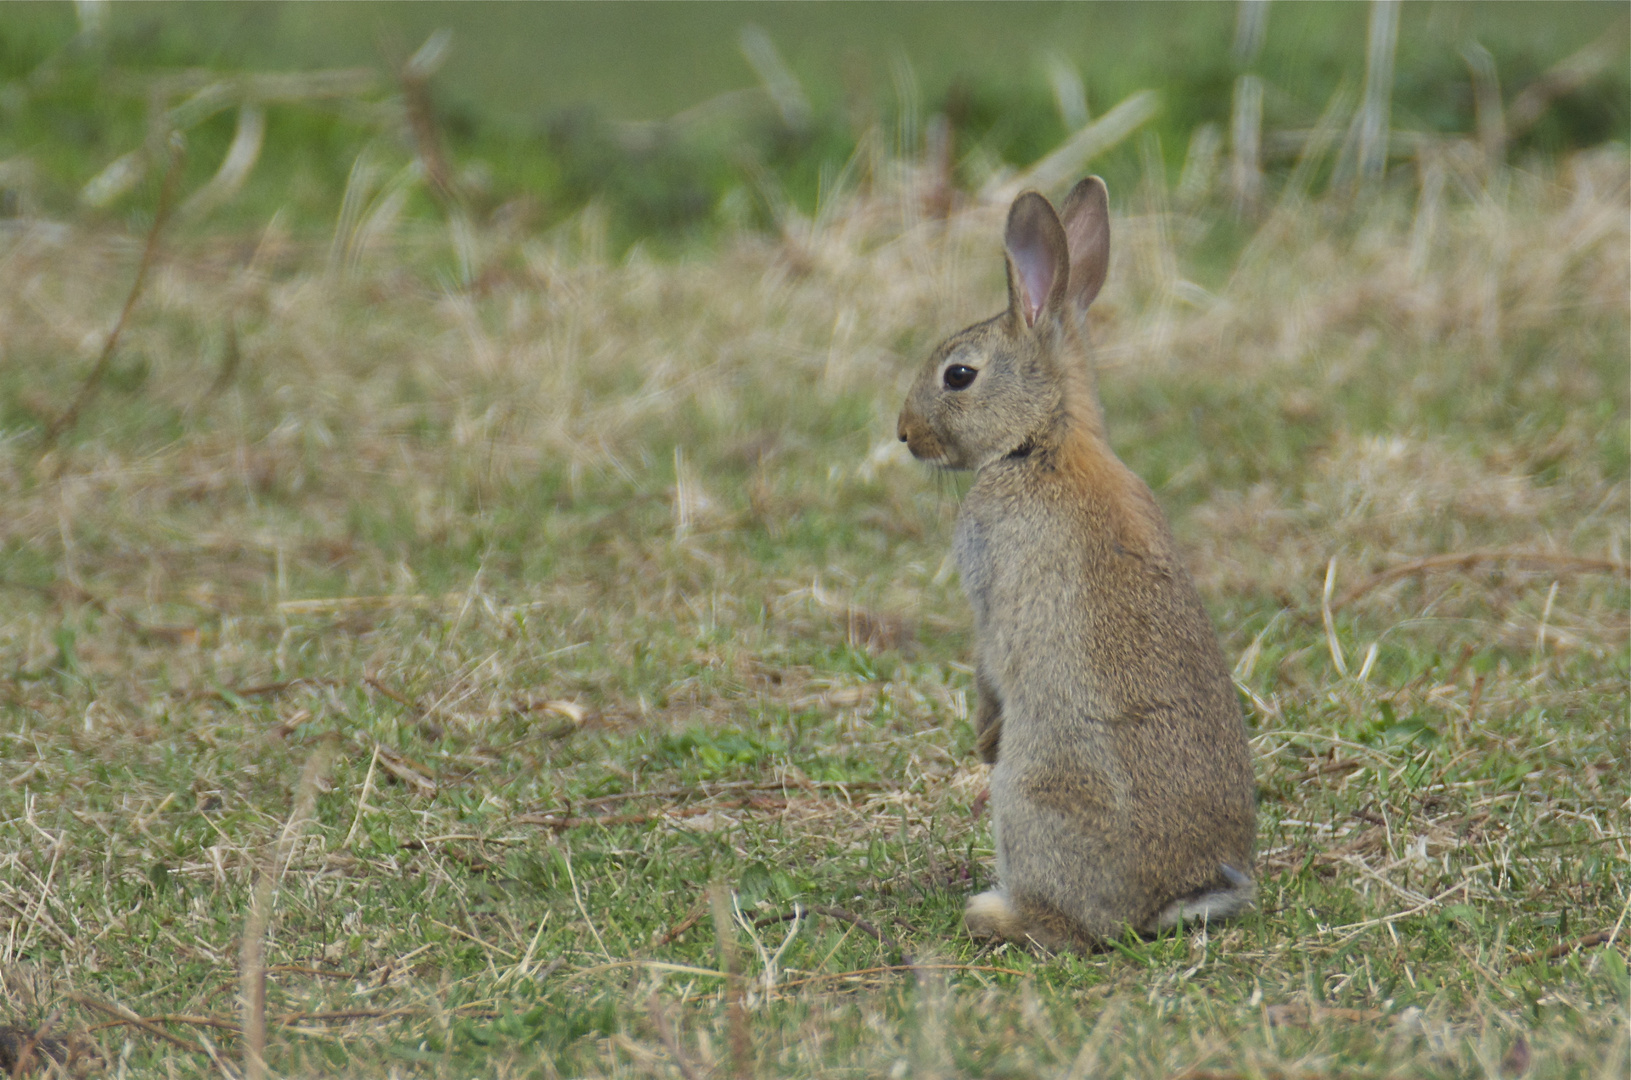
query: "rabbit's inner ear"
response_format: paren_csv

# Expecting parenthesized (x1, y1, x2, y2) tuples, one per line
(1060, 176, 1111, 310)
(1008, 248, 1051, 327)
(1004, 192, 1069, 328)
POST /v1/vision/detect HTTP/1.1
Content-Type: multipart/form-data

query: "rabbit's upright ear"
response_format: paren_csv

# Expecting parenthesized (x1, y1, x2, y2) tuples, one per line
(1059, 176, 1111, 310)
(1004, 191, 1071, 328)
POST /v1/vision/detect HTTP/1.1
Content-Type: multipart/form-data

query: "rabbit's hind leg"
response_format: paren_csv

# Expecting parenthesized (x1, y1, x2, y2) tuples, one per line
(964, 890, 1094, 953)
(965, 890, 1022, 940)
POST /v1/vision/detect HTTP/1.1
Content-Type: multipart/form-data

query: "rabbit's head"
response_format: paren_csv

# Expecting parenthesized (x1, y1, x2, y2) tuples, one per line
(897, 177, 1110, 470)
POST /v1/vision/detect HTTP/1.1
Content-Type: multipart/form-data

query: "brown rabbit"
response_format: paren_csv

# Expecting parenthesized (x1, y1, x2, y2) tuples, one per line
(896, 178, 1256, 951)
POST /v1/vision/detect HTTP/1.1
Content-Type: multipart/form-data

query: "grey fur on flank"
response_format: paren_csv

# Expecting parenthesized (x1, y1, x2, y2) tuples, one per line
(896, 177, 1257, 952)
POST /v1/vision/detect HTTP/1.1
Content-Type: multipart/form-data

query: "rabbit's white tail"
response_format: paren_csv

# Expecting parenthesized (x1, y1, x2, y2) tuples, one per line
(1151, 863, 1255, 931)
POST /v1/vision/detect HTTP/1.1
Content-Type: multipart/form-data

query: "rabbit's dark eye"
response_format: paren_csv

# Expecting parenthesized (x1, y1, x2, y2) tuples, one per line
(944, 364, 978, 390)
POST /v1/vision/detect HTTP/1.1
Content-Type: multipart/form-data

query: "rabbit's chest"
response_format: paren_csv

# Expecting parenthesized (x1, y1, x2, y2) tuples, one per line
(951, 514, 992, 622)
(953, 498, 1080, 637)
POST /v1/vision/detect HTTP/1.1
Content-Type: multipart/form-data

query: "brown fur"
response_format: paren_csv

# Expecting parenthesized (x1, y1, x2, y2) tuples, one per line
(897, 178, 1257, 950)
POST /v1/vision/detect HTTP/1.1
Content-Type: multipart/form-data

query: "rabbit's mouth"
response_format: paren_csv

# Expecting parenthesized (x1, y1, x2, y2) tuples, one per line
(897, 424, 950, 468)
(907, 443, 949, 467)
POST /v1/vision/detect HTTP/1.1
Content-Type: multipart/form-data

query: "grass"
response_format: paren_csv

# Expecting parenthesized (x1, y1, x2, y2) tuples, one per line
(0, 61, 1628, 1079)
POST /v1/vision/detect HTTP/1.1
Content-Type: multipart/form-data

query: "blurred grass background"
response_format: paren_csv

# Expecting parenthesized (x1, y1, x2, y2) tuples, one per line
(1, 1, 1625, 250)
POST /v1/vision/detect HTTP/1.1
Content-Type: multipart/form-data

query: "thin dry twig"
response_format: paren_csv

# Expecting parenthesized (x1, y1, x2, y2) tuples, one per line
(42, 135, 187, 455)
(1285, 759, 1364, 785)
(655, 900, 710, 948)
(242, 746, 331, 1080)
(87, 1014, 242, 1037)
(206, 677, 341, 701)
(71, 996, 208, 1055)
(401, 837, 497, 874)
(646, 993, 703, 1080)
(710, 884, 753, 1080)
(428, 916, 519, 961)
(1510, 929, 1616, 967)
(515, 797, 788, 831)
(1335, 550, 1629, 609)
(562, 842, 614, 963)
(1321, 556, 1349, 676)
(774, 963, 1026, 993)
(578, 778, 896, 810)
(1328, 877, 1475, 937)
(271, 1007, 496, 1024)
(241, 880, 270, 1072)
(85, 1004, 502, 1041)
(201, 965, 358, 1003)
(374, 744, 437, 796)
(753, 905, 912, 965)
(363, 675, 421, 712)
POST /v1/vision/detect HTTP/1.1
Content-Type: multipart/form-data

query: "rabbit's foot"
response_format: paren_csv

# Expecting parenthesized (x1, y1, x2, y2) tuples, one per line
(964, 890, 1019, 940)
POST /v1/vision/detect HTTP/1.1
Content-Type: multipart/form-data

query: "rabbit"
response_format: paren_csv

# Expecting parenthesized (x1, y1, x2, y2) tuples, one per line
(895, 177, 1257, 952)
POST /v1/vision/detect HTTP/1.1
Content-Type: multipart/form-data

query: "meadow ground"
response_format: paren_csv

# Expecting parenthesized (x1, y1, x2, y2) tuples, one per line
(0, 135, 1627, 1075)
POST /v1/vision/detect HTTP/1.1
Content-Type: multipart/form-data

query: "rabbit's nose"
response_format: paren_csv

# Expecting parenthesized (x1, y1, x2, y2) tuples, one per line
(896, 417, 909, 443)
